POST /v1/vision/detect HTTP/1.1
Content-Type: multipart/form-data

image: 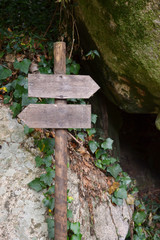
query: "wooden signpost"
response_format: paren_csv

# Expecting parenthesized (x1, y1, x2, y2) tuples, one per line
(18, 42, 100, 240)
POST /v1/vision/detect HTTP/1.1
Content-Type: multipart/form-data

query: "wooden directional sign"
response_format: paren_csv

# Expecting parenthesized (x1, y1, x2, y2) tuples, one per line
(18, 104, 91, 128)
(28, 74, 100, 99)
(18, 42, 100, 240)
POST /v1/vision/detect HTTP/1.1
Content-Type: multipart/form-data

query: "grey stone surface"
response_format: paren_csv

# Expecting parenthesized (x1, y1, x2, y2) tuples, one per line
(0, 104, 47, 240)
(68, 168, 133, 240)
(0, 103, 134, 239)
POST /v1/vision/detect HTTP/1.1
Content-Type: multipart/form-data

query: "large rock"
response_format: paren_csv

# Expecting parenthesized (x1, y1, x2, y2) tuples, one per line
(74, 0, 160, 113)
(0, 103, 133, 239)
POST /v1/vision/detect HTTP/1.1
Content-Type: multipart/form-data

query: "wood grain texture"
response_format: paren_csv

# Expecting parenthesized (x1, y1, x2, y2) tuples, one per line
(54, 130, 68, 240)
(18, 104, 91, 129)
(28, 74, 100, 99)
(54, 42, 67, 240)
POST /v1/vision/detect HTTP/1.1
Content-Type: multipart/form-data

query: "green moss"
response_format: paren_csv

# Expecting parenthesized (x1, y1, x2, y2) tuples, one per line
(76, 0, 160, 112)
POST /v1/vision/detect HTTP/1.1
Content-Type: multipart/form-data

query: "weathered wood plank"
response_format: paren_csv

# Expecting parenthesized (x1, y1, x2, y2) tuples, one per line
(18, 104, 91, 129)
(28, 74, 100, 99)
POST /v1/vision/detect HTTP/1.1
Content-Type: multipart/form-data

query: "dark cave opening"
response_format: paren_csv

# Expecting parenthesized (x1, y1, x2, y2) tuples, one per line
(119, 112, 160, 191)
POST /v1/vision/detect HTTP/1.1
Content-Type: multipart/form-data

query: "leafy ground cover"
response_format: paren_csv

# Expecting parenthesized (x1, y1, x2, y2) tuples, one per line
(0, 1, 159, 239)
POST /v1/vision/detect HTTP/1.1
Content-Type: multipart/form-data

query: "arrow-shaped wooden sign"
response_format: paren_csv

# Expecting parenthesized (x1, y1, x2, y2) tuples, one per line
(18, 104, 91, 128)
(28, 74, 100, 99)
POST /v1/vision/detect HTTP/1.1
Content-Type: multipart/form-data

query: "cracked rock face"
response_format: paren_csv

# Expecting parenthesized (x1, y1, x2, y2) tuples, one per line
(0, 104, 47, 240)
(0, 103, 133, 239)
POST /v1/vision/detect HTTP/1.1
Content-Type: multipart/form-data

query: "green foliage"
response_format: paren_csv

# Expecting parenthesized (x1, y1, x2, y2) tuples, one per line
(35, 138, 55, 155)
(107, 163, 122, 178)
(114, 187, 127, 199)
(0, 0, 57, 36)
(133, 211, 147, 225)
(43, 197, 55, 211)
(13, 58, 31, 74)
(70, 222, 81, 235)
(10, 102, 21, 118)
(101, 138, 113, 150)
(66, 58, 80, 75)
(24, 125, 34, 135)
(111, 196, 123, 206)
(38, 56, 53, 74)
(91, 114, 97, 124)
(40, 167, 55, 186)
(86, 50, 100, 59)
(35, 155, 53, 168)
(0, 65, 12, 80)
(89, 140, 99, 153)
(28, 178, 46, 192)
(46, 218, 54, 239)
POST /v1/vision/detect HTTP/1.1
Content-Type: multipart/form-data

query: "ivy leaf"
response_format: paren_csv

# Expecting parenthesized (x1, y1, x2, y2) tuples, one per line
(13, 85, 27, 99)
(70, 63, 80, 74)
(95, 160, 103, 169)
(10, 102, 22, 118)
(46, 185, 55, 195)
(0, 65, 12, 80)
(116, 174, 131, 186)
(67, 209, 73, 218)
(133, 211, 147, 225)
(112, 196, 123, 206)
(89, 141, 98, 153)
(40, 168, 55, 186)
(43, 155, 53, 167)
(39, 66, 52, 74)
(35, 156, 44, 167)
(13, 58, 31, 74)
(102, 157, 117, 166)
(77, 132, 86, 141)
(17, 75, 28, 89)
(71, 235, 82, 240)
(91, 114, 97, 124)
(114, 187, 127, 199)
(22, 93, 38, 106)
(101, 138, 113, 150)
(87, 128, 96, 136)
(46, 218, 54, 239)
(107, 164, 122, 178)
(95, 149, 106, 159)
(24, 125, 34, 135)
(70, 222, 81, 235)
(3, 95, 10, 104)
(28, 178, 45, 192)
(43, 197, 55, 210)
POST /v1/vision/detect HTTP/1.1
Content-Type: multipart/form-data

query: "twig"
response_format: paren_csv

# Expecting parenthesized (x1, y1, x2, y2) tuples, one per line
(1, 64, 10, 70)
(68, 132, 83, 146)
(69, 38, 75, 59)
(69, 12, 75, 59)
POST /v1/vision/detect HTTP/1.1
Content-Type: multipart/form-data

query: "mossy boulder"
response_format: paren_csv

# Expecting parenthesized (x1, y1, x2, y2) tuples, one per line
(74, 0, 160, 113)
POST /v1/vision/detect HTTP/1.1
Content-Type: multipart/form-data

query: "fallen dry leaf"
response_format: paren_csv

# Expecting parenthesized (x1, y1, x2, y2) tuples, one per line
(78, 146, 87, 155)
(108, 181, 120, 195)
(126, 194, 135, 205)
(83, 153, 90, 161)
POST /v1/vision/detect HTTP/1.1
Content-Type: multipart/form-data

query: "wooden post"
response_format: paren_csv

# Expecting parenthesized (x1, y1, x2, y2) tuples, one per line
(54, 42, 68, 240)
